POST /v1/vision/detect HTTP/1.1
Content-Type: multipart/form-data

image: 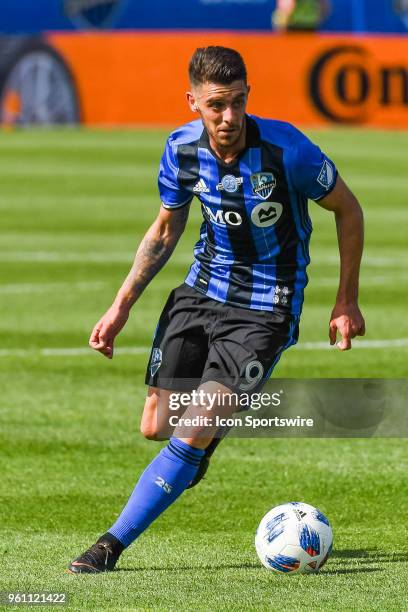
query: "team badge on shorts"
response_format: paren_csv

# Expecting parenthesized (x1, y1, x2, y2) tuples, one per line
(250, 172, 276, 200)
(150, 348, 162, 376)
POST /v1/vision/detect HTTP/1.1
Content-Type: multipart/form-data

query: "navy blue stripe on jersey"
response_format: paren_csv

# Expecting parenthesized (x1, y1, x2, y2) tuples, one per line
(173, 138, 205, 289)
(298, 191, 313, 234)
(260, 141, 299, 312)
(176, 141, 199, 194)
(185, 219, 205, 288)
(282, 146, 311, 314)
(293, 243, 309, 314)
(214, 156, 257, 308)
(240, 147, 277, 309)
(191, 147, 220, 293)
(185, 145, 233, 301)
(199, 147, 232, 301)
(198, 149, 233, 253)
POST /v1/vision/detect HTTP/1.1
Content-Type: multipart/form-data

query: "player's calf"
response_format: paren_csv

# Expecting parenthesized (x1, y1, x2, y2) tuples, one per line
(174, 380, 239, 448)
(140, 382, 236, 487)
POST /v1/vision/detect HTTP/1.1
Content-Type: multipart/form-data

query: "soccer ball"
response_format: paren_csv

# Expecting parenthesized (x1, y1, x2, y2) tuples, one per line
(255, 502, 333, 574)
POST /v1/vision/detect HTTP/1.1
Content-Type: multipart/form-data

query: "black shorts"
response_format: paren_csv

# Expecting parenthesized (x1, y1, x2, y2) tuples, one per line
(145, 283, 300, 393)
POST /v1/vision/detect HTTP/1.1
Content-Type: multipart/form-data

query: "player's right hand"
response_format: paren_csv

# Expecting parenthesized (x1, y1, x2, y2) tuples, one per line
(89, 307, 130, 359)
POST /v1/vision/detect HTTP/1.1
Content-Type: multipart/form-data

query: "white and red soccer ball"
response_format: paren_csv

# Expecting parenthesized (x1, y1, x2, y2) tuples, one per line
(255, 502, 333, 574)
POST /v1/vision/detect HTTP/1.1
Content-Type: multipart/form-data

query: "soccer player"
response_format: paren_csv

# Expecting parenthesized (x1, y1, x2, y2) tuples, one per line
(68, 46, 365, 573)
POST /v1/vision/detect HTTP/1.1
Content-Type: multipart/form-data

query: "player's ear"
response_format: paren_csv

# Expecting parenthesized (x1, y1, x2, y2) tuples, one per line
(246, 84, 251, 97)
(186, 91, 198, 113)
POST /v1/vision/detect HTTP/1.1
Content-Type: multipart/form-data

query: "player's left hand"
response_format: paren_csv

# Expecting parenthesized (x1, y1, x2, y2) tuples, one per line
(329, 302, 365, 350)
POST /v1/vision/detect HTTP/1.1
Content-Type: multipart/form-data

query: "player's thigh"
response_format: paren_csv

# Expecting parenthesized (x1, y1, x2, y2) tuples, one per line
(144, 284, 209, 390)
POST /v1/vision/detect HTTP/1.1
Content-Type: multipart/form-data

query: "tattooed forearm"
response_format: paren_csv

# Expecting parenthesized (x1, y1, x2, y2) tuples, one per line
(113, 205, 190, 310)
(114, 234, 176, 307)
(137, 233, 176, 286)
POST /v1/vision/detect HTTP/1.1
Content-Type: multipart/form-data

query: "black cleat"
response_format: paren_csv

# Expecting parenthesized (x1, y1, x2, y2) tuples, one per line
(67, 534, 124, 574)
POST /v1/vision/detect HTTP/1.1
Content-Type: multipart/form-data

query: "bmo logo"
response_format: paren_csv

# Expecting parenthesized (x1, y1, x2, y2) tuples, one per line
(202, 204, 242, 226)
(251, 202, 283, 228)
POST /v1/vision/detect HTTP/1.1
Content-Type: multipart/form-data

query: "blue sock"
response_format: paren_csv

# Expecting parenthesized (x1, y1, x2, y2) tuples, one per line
(108, 437, 205, 547)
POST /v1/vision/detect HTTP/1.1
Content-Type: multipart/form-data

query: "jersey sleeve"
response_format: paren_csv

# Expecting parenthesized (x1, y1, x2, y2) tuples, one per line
(158, 138, 193, 209)
(288, 129, 338, 201)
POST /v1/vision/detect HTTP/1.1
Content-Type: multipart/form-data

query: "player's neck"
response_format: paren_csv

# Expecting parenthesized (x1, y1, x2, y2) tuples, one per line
(209, 120, 247, 165)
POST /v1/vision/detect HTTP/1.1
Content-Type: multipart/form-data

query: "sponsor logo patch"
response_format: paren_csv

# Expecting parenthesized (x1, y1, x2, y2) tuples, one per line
(250, 172, 276, 200)
(202, 204, 242, 226)
(251, 202, 283, 227)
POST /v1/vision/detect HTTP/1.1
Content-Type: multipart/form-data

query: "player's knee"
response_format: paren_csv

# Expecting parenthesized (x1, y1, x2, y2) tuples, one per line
(140, 390, 162, 440)
(140, 421, 160, 441)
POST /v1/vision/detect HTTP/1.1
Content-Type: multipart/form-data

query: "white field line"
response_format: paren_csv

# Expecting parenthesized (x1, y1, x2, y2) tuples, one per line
(0, 338, 407, 358)
(0, 252, 133, 263)
(313, 275, 407, 286)
(0, 164, 154, 177)
(0, 277, 404, 294)
(296, 338, 408, 350)
(324, 147, 406, 160)
(0, 281, 106, 294)
(346, 175, 408, 189)
(0, 138, 165, 151)
(313, 255, 408, 269)
(0, 347, 149, 357)
(0, 252, 407, 269)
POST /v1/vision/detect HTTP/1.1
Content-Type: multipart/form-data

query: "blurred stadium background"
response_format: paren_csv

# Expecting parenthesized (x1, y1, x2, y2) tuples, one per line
(1, 0, 408, 126)
(1, 1, 407, 609)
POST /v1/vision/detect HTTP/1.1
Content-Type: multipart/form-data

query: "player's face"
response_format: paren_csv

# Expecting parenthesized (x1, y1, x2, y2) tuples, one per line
(187, 80, 249, 152)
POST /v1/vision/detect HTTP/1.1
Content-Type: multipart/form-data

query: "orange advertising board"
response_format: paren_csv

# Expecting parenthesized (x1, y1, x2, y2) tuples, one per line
(47, 32, 408, 128)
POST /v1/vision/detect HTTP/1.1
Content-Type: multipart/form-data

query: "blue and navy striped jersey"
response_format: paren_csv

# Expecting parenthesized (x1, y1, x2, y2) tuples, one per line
(158, 114, 337, 314)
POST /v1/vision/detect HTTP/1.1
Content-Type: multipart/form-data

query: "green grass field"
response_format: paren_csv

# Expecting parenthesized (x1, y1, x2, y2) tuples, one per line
(0, 128, 407, 611)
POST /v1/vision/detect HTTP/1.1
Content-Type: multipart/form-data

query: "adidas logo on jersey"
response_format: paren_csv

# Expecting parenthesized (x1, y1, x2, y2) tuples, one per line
(193, 179, 210, 193)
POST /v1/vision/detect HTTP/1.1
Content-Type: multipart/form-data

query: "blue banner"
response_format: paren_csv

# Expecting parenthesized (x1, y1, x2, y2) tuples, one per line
(0, 0, 407, 34)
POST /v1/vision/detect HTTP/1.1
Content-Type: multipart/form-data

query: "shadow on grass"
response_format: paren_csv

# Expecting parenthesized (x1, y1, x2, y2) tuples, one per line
(116, 549, 408, 575)
(116, 562, 260, 573)
(322, 567, 382, 575)
(332, 549, 408, 563)
(322, 548, 408, 575)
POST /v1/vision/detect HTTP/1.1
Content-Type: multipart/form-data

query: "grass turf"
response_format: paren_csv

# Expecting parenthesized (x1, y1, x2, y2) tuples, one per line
(0, 127, 407, 610)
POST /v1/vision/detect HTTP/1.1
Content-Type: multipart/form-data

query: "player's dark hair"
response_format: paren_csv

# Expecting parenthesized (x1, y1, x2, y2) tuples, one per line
(189, 46, 247, 86)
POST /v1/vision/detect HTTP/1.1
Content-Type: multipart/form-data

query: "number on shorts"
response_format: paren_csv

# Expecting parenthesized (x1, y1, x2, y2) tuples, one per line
(239, 360, 264, 391)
